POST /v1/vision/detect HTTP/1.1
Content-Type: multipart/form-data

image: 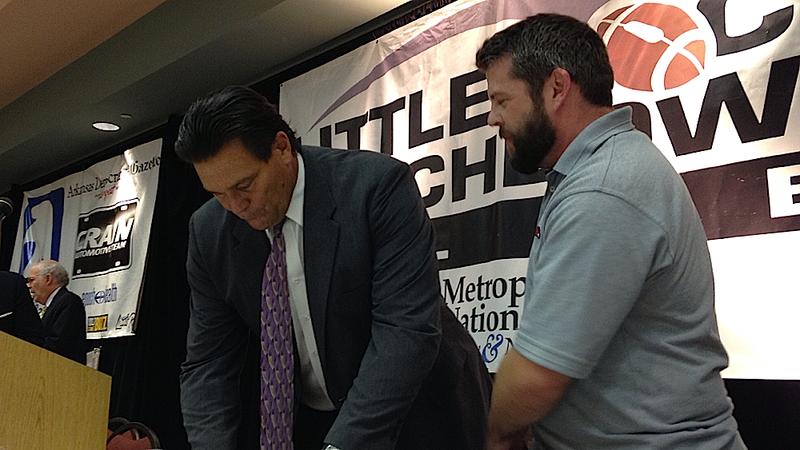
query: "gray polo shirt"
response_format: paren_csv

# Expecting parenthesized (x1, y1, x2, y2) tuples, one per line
(516, 107, 746, 449)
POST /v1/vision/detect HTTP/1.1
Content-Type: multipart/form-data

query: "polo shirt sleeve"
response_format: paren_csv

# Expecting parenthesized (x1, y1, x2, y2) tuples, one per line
(514, 190, 672, 379)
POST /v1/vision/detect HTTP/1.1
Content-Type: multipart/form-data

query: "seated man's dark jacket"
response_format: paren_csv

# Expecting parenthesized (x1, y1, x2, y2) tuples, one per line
(0, 271, 45, 346)
(180, 146, 491, 450)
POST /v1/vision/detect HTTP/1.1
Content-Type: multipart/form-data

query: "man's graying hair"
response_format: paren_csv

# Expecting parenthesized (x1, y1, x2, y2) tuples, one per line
(37, 260, 70, 286)
(476, 13, 614, 107)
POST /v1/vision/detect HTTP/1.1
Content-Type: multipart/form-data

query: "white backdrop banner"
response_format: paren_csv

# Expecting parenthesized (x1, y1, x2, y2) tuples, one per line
(11, 139, 162, 338)
(280, 0, 800, 378)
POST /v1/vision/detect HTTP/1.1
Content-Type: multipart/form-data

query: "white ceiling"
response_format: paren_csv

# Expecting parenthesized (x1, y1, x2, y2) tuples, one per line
(0, 0, 417, 193)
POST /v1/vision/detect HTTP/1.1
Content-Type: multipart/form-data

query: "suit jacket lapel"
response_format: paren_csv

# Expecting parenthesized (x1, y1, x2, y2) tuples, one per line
(301, 148, 338, 364)
(232, 216, 269, 333)
(42, 288, 64, 325)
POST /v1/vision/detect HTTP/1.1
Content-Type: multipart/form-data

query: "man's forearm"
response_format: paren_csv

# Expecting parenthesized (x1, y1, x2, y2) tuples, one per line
(487, 348, 572, 450)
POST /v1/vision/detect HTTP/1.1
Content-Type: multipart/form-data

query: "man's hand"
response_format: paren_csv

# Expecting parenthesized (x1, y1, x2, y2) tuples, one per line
(485, 348, 571, 450)
(486, 426, 532, 450)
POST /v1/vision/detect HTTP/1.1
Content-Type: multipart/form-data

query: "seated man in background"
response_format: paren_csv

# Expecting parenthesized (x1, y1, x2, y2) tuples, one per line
(0, 270, 45, 346)
(27, 260, 87, 364)
(476, 13, 747, 450)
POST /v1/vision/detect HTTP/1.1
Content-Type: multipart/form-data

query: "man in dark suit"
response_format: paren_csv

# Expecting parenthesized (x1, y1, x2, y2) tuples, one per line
(0, 270, 45, 346)
(27, 260, 86, 363)
(175, 86, 491, 450)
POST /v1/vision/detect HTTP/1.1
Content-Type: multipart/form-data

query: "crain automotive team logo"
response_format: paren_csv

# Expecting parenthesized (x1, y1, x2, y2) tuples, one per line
(596, 3, 710, 92)
(73, 200, 137, 278)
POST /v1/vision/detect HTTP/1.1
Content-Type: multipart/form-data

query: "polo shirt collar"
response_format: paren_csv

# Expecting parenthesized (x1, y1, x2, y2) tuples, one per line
(551, 106, 635, 178)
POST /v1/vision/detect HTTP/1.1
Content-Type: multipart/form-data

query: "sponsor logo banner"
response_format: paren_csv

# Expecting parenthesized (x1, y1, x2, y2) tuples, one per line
(11, 140, 162, 338)
(280, 0, 800, 378)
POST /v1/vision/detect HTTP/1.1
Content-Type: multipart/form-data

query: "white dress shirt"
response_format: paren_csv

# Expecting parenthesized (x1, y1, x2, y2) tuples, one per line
(36, 285, 61, 316)
(266, 153, 335, 411)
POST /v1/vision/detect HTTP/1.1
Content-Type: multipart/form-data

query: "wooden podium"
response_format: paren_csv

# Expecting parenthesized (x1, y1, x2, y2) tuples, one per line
(0, 331, 111, 450)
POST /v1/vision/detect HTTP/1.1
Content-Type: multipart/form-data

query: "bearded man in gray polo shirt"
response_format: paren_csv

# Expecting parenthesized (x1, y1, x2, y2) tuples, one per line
(476, 13, 747, 450)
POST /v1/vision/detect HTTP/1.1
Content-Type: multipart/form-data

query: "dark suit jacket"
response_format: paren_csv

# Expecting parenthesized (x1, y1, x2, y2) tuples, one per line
(0, 271, 45, 346)
(180, 146, 491, 450)
(41, 286, 87, 364)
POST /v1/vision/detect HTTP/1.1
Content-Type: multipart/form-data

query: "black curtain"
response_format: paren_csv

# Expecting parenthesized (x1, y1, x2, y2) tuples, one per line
(95, 115, 209, 449)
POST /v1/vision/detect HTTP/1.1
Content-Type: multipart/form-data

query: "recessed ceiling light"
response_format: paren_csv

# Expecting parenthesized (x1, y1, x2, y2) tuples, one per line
(93, 122, 120, 131)
(120, 113, 132, 119)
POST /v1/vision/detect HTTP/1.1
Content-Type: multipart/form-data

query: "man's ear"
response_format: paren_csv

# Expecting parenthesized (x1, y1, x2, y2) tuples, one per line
(546, 68, 573, 110)
(272, 131, 293, 158)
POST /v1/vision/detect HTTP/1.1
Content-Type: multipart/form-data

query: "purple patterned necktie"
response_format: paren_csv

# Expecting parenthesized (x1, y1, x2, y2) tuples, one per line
(261, 218, 294, 450)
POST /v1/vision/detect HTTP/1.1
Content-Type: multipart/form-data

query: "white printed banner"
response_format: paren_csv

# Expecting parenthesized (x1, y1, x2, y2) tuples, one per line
(280, 0, 800, 378)
(11, 139, 162, 338)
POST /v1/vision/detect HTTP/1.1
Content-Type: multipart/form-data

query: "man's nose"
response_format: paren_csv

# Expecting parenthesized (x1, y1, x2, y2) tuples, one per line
(487, 108, 502, 127)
